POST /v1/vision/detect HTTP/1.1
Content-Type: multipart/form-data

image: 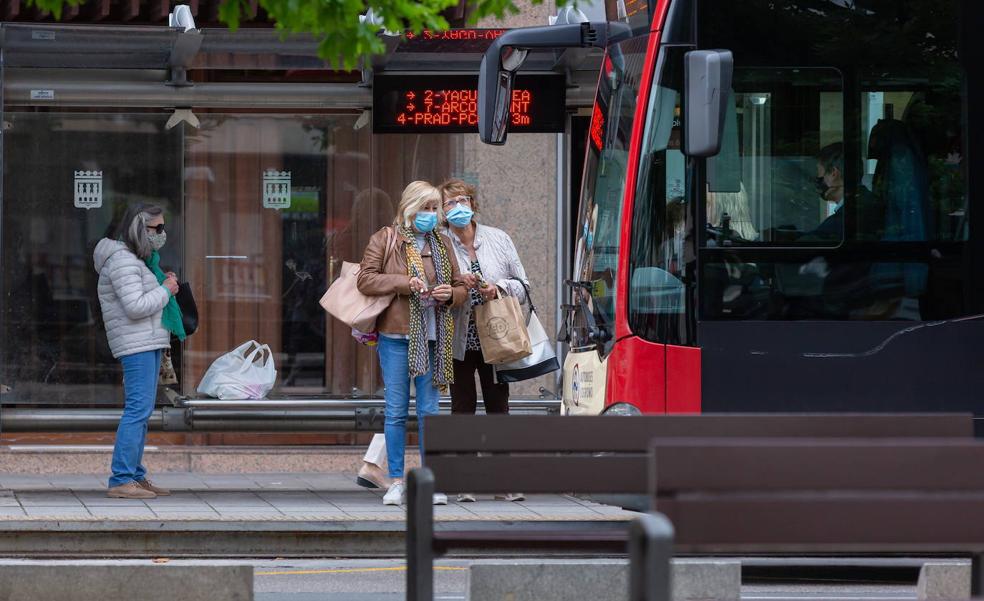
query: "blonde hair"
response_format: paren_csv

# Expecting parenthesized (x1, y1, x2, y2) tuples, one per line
(394, 181, 441, 228)
(438, 178, 480, 218)
(707, 182, 759, 241)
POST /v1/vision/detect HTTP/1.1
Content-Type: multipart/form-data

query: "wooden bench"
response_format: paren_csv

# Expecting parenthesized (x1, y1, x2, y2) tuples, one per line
(406, 413, 973, 601)
(629, 437, 984, 601)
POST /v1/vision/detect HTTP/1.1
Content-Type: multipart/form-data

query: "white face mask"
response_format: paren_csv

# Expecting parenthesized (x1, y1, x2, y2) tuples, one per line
(148, 231, 167, 250)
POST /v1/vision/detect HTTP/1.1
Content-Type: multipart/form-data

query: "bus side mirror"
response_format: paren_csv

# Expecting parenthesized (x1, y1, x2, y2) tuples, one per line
(683, 49, 734, 157)
(478, 22, 631, 145)
(478, 44, 528, 145)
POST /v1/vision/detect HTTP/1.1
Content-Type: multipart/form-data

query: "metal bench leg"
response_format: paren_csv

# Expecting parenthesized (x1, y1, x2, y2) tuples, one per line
(407, 468, 435, 601)
(972, 553, 984, 597)
(629, 512, 675, 601)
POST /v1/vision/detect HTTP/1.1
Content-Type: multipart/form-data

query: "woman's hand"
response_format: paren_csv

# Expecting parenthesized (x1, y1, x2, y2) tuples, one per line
(430, 284, 453, 302)
(460, 273, 481, 289)
(408, 276, 427, 294)
(478, 283, 498, 302)
(163, 276, 179, 295)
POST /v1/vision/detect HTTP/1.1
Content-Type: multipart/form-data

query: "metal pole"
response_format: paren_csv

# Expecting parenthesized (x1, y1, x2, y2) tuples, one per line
(0, 399, 560, 432)
(0, 45, 6, 442)
(407, 468, 435, 601)
(972, 553, 984, 597)
(3, 74, 372, 109)
(555, 127, 568, 396)
(629, 513, 675, 601)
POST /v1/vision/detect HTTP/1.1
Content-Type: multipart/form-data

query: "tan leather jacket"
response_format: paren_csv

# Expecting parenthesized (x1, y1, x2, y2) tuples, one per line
(357, 226, 467, 336)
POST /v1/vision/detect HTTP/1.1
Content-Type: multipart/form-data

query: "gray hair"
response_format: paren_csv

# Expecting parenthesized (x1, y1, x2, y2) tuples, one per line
(115, 203, 164, 260)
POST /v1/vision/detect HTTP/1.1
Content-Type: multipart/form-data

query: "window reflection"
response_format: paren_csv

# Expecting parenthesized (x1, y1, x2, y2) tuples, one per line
(698, 0, 967, 322)
(1, 113, 182, 405)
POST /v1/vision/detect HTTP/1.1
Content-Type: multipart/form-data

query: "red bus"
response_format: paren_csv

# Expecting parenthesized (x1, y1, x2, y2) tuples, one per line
(479, 0, 983, 417)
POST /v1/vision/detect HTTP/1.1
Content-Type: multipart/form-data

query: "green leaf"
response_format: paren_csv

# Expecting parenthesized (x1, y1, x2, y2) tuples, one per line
(25, 0, 86, 20)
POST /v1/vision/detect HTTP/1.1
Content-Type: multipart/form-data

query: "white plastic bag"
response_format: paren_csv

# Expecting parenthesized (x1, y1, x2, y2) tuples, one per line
(196, 340, 277, 400)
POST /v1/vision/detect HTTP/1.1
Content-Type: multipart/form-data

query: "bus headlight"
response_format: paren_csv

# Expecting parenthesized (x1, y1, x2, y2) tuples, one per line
(603, 402, 641, 416)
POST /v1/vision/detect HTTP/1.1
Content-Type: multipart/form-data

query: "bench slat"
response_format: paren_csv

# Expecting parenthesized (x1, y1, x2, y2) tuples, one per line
(651, 439, 984, 490)
(424, 414, 972, 453)
(662, 494, 984, 553)
(426, 455, 650, 493)
(434, 530, 627, 543)
(432, 530, 627, 554)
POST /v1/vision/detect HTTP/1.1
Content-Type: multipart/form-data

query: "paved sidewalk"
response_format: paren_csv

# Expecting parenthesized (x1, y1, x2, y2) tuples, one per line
(0, 472, 635, 523)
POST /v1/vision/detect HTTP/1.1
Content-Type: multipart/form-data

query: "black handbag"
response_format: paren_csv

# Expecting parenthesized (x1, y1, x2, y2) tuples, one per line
(175, 282, 199, 336)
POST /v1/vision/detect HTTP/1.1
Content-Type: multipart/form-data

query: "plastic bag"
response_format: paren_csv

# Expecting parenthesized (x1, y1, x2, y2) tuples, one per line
(196, 340, 277, 400)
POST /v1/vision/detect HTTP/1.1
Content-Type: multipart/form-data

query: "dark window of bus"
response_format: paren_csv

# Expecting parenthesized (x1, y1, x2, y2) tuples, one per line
(627, 46, 691, 345)
(569, 35, 650, 352)
(697, 0, 967, 321)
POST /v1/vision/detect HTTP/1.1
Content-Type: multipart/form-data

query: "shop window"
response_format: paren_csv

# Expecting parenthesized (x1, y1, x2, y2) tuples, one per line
(1, 113, 182, 405)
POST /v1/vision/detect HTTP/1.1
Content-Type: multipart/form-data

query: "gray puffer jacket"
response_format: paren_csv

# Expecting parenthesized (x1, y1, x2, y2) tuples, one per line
(93, 238, 172, 359)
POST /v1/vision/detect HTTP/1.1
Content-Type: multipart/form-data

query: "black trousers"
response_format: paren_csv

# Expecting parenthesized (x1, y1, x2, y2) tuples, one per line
(450, 350, 510, 414)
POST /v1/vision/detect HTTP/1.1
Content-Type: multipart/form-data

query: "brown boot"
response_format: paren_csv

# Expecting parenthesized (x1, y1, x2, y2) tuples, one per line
(356, 461, 392, 490)
(107, 481, 156, 499)
(137, 479, 170, 496)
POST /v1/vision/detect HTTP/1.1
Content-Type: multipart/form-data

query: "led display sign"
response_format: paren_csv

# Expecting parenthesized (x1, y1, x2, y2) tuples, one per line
(373, 73, 565, 134)
(396, 29, 508, 53)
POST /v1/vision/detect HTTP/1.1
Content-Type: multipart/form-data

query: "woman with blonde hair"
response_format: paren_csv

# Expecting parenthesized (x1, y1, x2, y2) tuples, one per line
(357, 181, 467, 506)
(707, 182, 759, 241)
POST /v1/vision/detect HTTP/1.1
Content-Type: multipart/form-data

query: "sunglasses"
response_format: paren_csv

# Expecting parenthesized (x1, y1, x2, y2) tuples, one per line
(146, 223, 166, 235)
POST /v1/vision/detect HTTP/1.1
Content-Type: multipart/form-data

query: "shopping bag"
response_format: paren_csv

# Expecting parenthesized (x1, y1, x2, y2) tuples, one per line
(493, 279, 559, 382)
(494, 309, 560, 383)
(196, 340, 277, 400)
(319, 227, 396, 333)
(474, 291, 532, 365)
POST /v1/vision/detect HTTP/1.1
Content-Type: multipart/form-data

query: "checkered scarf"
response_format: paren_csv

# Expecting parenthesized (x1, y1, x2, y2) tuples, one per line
(400, 226, 455, 391)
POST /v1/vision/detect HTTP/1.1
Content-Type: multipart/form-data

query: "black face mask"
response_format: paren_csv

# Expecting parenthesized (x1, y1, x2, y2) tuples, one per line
(815, 176, 830, 198)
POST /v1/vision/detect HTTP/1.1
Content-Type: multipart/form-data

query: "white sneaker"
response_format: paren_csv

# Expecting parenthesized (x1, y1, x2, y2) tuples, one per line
(457, 493, 476, 503)
(432, 493, 448, 505)
(383, 481, 405, 506)
(496, 492, 526, 502)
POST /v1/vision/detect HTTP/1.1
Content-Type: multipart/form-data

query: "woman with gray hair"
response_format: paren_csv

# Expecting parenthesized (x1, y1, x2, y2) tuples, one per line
(93, 204, 182, 499)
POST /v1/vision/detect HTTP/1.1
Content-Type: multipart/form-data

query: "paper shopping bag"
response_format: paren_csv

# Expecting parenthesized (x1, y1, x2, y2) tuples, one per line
(473, 292, 532, 364)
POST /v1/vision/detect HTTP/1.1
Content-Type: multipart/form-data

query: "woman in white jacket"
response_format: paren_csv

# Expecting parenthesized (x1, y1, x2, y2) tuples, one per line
(440, 178, 529, 503)
(93, 204, 180, 499)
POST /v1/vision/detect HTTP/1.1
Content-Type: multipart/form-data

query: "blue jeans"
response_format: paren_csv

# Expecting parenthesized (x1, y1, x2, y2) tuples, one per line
(377, 336, 440, 480)
(109, 349, 161, 488)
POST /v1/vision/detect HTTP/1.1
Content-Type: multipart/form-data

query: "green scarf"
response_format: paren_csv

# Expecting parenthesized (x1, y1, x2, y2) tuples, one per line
(145, 250, 186, 341)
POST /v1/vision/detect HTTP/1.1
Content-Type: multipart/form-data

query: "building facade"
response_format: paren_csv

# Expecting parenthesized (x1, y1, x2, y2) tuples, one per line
(0, 1, 601, 444)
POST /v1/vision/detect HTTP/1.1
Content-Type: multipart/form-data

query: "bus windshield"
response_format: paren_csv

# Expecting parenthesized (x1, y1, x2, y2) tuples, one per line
(569, 34, 650, 351)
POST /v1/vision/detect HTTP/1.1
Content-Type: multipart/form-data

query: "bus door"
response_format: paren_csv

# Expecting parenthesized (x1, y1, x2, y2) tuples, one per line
(561, 33, 658, 415)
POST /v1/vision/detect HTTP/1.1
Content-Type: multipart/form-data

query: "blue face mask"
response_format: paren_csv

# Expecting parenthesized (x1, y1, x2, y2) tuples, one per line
(446, 204, 474, 228)
(414, 211, 438, 233)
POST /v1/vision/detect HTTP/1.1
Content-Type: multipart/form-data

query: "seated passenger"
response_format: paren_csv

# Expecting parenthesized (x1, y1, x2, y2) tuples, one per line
(867, 118, 930, 319)
(707, 182, 758, 242)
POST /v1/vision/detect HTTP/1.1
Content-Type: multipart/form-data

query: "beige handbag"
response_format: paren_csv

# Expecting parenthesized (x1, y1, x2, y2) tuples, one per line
(473, 289, 533, 364)
(320, 227, 397, 332)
